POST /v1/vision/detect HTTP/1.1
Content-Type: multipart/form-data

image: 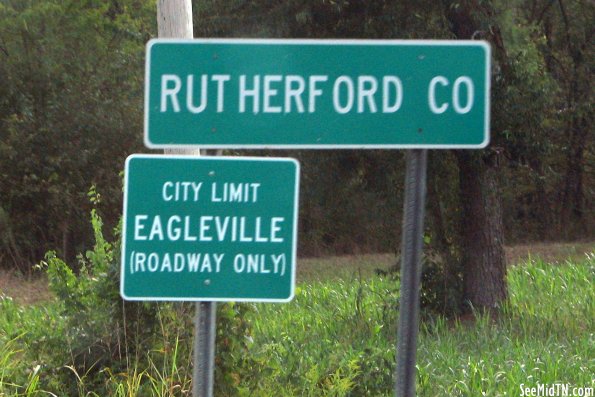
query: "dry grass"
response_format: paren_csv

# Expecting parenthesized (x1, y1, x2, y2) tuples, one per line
(505, 241, 594, 265)
(297, 241, 595, 282)
(297, 253, 396, 283)
(0, 269, 53, 305)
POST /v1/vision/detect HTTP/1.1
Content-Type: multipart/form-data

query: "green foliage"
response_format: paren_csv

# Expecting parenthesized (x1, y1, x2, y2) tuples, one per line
(0, 207, 257, 395)
(210, 302, 257, 395)
(195, 0, 448, 39)
(37, 209, 126, 394)
(417, 253, 595, 396)
(0, 296, 67, 395)
(2, 251, 594, 395)
(0, 0, 153, 269)
(0, 332, 22, 392)
(495, 0, 594, 239)
(16, 206, 159, 394)
(245, 277, 400, 395)
(239, 253, 593, 395)
(419, 248, 463, 315)
(295, 151, 404, 255)
(1, 0, 592, 280)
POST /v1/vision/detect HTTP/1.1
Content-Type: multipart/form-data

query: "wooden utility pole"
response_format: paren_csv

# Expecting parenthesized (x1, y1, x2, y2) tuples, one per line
(156, 2, 216, 397)
(157, 0, 193, 40)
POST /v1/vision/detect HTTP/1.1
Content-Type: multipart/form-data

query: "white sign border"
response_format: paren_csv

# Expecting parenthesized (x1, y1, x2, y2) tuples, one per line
(120, 154, 300, 302)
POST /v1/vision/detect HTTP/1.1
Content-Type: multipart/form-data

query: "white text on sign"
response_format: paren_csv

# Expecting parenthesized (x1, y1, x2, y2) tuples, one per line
(160, 74, 475, 115)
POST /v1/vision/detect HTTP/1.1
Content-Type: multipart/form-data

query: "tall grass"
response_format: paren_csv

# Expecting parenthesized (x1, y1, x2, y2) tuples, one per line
(243, 253, 594, 395)
(1, 252, 593, 396)
(415, 254, 594, 397)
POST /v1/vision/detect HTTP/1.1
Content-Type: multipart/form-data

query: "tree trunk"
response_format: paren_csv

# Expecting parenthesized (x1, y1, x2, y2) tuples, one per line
(426, 152, 462, 314)
(559, 115, 588, 238)
(443, 0, 509, 311)
(457, 152, 507, 310)
(529, 158, 552, 240)
(556, 18, 589, 238)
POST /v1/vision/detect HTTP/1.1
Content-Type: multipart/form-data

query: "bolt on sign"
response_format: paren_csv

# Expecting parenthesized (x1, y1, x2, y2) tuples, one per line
(144, 39, 490, 149)
(120, 155, 300, 302)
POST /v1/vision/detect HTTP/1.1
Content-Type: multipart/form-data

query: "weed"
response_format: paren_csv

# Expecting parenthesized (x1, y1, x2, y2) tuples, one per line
(1, 247, 593, 396)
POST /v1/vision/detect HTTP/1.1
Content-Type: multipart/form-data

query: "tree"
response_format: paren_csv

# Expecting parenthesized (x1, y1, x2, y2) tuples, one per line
(438, 0, 510, 310)
(0, 0, 154, 270)
(494, 0, 594, 241)
(531, 0, 593, 237)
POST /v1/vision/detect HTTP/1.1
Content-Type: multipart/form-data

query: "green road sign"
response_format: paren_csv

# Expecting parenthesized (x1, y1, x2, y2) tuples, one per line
(144, 39, 490, 149)
(120, 155, 300, 302)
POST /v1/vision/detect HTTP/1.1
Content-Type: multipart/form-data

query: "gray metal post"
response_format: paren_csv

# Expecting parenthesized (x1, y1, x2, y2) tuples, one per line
(192, 149, 223, 397)
(395, 149, 427, 397)
(194, 301, 217, 397)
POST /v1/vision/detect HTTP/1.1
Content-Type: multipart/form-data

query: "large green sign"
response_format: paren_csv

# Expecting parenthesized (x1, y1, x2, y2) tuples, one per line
(144, 39, 490, 149)
(120, 155, 299, 301)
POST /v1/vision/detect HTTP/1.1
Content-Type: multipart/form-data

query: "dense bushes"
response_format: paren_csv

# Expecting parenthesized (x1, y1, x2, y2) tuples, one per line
(0, 0, 150, 270)
(39, 209, 158, 393)
(32, 208, 254, 395)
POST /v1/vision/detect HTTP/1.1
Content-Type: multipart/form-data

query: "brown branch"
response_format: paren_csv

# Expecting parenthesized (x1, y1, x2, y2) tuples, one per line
(0, 37, 8, 56)
(557, 0, 572, 44)
(535, 0, 556, 25)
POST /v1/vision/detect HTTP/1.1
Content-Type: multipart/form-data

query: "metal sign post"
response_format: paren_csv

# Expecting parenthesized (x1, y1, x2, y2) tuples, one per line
(194, 149, 219, 397)
(395, 150, 427, 397)
(194, 301, 216, 397)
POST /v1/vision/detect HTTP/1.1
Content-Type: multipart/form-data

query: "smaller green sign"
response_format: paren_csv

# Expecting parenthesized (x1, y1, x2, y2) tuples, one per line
(120, 155, 299, 302)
